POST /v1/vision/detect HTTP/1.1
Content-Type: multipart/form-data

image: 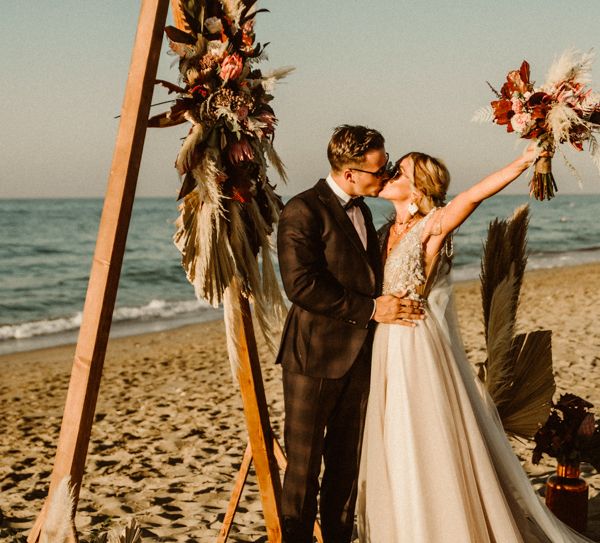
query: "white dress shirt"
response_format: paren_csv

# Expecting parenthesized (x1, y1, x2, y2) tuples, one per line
(325, 174, 368, 249)
(325, 174, 377, 319)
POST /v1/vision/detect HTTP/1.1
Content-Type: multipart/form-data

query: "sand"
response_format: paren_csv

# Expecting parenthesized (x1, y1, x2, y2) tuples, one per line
(1, 263, 599, 542)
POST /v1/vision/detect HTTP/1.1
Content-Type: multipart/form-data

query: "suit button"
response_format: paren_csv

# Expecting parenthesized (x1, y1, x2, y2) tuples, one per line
(349, 319, 357, 325)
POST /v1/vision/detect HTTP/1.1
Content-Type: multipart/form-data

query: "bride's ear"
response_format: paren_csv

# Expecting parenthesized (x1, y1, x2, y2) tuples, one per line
(410, 190, 423, 204)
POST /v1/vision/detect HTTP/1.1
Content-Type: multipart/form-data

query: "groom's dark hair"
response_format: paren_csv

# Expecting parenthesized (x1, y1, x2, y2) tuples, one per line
(327, 125, 385, 172)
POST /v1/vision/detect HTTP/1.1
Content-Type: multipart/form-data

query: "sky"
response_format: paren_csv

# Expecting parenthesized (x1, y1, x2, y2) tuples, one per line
(2, 1, 600, 199)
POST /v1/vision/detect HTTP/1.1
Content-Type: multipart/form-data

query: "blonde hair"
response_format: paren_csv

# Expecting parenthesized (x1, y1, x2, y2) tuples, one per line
(327, 125, 385, 171)
(399, 152, 450, 213)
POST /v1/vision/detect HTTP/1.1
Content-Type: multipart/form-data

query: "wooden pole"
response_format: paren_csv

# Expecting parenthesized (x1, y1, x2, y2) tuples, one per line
(217, 442, 253, 542)
(28, 1, 169, 540)
(222, 282, 283, 541)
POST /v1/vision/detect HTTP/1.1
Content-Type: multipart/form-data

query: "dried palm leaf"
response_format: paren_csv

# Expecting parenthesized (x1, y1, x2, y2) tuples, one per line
(110, 518, 142, 543)
(484, 270, 518, 409)
(499, 331, 555, 438)
(480, 204, 529, 341)
(479, 205, 555, 438)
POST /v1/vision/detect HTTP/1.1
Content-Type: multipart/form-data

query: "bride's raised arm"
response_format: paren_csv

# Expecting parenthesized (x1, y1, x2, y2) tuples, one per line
(425, 143, 540, 254)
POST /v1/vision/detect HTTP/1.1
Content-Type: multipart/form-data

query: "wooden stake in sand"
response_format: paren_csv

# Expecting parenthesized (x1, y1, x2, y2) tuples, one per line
(27, 1, 171, 541)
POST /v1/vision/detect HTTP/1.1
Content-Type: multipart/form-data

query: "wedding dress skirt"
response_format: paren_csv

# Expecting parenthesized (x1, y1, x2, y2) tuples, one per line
(356, 211, 591, 542)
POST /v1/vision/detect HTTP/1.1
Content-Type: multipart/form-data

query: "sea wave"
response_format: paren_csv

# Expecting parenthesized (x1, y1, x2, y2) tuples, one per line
(0, 298, 212, 341)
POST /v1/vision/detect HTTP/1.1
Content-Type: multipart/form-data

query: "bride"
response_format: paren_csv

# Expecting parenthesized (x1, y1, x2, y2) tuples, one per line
(356, 145, 592, 542)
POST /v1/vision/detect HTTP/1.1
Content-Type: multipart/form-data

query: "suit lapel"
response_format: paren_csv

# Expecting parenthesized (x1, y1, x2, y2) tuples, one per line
(361, 201, 383, 281)
(316, 179, 367, 256)
(316, 179, 377, 280)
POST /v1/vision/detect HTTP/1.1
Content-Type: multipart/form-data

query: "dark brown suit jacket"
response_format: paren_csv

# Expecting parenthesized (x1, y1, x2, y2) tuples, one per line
(276, 179, 382, 378)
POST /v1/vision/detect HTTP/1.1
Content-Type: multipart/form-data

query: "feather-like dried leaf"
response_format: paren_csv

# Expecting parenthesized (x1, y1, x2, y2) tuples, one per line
(557, 146, 584, 188)
(178, 172, 197, 200)
(147, 110, 187, 128)
(241, 8, 270, 24)
(168, 39, 192, 57)
(589, 135, 600, 174)
(155, 79, 187, 95)
(165, 25, 197, 45)
(176, 123, 206, 175)
(471, 106, 494, 124)
(264, 141, 288, 182)
(179, 0, 203, 34)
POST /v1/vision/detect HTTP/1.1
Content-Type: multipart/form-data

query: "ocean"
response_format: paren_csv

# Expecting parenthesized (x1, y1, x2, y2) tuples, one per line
(1, 195, 599, 355)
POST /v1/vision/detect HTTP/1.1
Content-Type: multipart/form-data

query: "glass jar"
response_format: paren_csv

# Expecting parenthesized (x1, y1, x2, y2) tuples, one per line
(545, 462, 588, 533)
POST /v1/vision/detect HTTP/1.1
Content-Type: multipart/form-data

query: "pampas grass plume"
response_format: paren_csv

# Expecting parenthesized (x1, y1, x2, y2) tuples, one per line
(544, 48, 595, 90)
(41, 476, 76, 543)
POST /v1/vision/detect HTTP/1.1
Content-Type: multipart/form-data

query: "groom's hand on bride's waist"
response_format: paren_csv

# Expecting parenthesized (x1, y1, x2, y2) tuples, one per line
(372, 291, 425, 326)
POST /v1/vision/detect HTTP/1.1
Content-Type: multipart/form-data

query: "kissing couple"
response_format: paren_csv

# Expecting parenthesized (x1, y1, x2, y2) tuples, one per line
(275, 125, 591, 542)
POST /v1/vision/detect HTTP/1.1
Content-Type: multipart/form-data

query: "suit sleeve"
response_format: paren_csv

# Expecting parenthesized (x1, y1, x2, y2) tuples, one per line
(277, 197, 375, 327)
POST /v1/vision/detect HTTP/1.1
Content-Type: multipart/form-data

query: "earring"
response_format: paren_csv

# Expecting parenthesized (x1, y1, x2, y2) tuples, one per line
(408, 202, 419, 216)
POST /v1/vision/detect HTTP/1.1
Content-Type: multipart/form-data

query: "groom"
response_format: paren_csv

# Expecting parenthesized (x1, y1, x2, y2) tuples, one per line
(276, 125, 423, 542)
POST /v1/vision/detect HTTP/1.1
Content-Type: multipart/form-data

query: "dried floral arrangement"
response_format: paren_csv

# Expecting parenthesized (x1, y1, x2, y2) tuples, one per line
(533, 393, 600, 471)
(149, 0, 292, 351)
(473, 50, 600, 200)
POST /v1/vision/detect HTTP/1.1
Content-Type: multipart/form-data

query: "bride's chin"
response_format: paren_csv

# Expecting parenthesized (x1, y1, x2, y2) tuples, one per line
(377, 187, 392, 200)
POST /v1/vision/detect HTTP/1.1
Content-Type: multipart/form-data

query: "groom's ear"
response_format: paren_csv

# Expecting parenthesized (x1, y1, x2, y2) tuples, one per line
(343, 168, 355, 184)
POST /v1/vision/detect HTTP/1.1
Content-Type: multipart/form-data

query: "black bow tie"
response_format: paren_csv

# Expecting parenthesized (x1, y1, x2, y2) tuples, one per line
(344, 197, 364, 210)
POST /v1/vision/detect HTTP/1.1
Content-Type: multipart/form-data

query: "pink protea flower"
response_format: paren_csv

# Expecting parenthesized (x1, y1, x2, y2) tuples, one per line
(220, 53, 244, 82)
(228, 138, 254, 163)
(511, 94, 524, 114)
(510, 112, 533, 135)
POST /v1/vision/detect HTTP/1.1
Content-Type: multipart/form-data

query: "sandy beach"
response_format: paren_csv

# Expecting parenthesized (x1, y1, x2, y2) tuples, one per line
(1, 263, 599, 542)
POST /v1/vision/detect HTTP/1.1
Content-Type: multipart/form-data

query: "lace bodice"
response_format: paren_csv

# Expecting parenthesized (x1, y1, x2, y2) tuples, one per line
(382, 210, 437, 300)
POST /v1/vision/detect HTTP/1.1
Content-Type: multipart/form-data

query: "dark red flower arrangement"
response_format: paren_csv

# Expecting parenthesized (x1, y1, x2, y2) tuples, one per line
(533, 393, 600, 471)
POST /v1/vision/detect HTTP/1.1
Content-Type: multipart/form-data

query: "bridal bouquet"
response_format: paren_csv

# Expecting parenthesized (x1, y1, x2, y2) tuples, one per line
(473, 50, 600, 200)
(149, 0, 292, 351)
(532, 393, 600, 470)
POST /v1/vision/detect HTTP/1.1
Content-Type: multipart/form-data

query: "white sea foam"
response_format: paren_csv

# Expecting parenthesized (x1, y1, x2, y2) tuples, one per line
(0, 299, 213, 341)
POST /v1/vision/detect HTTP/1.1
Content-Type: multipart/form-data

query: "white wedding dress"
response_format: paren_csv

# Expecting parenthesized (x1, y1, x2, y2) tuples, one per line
(356, 210, 592, 542)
